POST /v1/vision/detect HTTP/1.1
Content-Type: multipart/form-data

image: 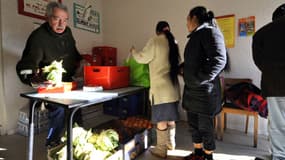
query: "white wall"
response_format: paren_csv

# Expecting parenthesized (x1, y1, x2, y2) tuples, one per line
(0, 0, 103, 134)
(0, 1, 6, 135)
(1, 0, 283, 136)
(102, 0, 285, 135)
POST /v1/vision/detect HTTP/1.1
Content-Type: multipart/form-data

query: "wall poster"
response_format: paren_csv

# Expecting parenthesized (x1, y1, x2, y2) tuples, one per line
(18, 0, 62, 20)
(216, 14, 235, 48)
(238, 16, 255, 37)
(73, 3, 100, 34)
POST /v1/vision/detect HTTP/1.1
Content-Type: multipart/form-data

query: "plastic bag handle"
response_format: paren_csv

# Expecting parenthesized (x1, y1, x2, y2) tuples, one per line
(126, 52, 132, 62)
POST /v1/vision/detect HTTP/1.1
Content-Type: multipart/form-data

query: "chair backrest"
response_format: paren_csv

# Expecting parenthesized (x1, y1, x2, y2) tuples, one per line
(220, 78, 253, 102)
(223, 78, 252, 91)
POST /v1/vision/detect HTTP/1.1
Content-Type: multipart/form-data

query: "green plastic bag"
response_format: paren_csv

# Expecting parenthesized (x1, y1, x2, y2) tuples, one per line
(124, 54, 150, 87)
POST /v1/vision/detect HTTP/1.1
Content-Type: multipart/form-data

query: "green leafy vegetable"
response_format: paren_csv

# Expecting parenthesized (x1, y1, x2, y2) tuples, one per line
(42, 60, 66, 85)
(56, 125, 119, 160)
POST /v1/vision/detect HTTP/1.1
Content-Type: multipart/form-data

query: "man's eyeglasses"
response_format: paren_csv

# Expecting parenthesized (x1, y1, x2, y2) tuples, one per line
(51, 16, 68, 23)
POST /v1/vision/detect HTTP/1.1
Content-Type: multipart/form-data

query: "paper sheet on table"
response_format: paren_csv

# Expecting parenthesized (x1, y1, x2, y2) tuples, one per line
(27, 91, 118, 101)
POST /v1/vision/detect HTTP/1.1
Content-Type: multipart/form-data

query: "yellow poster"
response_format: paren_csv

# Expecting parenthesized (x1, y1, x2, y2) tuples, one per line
(216, 14, 235, 48)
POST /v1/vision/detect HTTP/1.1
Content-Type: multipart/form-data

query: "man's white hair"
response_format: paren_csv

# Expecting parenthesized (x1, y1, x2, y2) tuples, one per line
(46, 2, 68, 18)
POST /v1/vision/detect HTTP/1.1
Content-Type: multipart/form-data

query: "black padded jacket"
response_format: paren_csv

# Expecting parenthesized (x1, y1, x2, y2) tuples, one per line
(252, 16, 285, 97)
(182, 23, 227, 117)
(16, 22, 82, 85)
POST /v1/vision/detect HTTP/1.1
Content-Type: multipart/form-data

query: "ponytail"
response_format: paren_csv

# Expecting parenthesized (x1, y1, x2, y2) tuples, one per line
(156, 21, 180, 85)
(164, 30, 180, 85)
(206, 11, 215, 25)
(189, 6, 215, 25)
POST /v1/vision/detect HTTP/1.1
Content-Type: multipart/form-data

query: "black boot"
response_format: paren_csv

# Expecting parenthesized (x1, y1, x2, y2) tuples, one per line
(184, 148, 204, 160)
(203, 152, 213, 160)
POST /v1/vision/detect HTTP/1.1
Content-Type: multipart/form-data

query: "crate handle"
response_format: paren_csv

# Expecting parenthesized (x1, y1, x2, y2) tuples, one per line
(117, 69, 123, 72)
(93, 68, 100, 72)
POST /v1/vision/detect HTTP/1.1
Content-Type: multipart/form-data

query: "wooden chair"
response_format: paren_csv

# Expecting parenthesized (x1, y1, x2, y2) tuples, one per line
(218, 78, 259, 147)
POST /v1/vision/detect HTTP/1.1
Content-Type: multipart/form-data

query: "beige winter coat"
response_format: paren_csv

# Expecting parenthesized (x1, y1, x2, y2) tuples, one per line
(131, 34, 180, 105)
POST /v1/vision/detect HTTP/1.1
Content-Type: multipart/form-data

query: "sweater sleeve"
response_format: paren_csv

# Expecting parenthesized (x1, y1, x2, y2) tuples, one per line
(131, 37, 155, 64)
(199, 28, 227, 82)
(16, 33, 44, 85)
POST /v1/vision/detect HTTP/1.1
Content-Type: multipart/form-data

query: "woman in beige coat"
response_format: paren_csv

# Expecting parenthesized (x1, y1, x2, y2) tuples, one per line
(130, 21, 181, 158)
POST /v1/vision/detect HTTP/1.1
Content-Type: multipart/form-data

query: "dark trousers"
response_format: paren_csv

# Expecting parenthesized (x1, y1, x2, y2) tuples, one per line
(28, 101, 82, 145)
(45, 103, 65, 143)
(187, 112, 216, 150)
(45, 103, 83, 143)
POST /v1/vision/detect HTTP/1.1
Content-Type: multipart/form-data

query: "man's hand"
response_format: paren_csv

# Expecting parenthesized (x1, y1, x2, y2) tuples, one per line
(30, 73, 47, 88)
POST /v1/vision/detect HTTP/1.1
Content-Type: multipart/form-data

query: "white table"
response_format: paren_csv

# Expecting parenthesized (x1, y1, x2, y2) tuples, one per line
(20, 86, 146, 160)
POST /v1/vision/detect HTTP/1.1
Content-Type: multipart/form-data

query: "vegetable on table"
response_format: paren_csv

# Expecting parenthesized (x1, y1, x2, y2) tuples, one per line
(42, 60, 66, 86)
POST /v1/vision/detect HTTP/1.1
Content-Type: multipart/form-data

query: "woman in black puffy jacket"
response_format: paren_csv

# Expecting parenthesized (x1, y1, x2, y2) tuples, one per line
(182, 6, 227, 160)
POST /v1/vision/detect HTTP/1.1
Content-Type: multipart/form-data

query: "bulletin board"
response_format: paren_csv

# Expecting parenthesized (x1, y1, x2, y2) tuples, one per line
(216, 14, 235, 48)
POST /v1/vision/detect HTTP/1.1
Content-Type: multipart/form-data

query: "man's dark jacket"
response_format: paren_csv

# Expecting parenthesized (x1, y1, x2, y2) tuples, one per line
(16, 22, 82, 85)
(252, 16, 285, 97)
(183, 23, 227, 117)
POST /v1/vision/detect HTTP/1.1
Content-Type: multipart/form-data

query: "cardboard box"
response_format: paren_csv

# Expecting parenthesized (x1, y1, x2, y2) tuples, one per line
(107, 149, 123, 160)
(94, 119, 152, 160)
(122, 129, 151, 160)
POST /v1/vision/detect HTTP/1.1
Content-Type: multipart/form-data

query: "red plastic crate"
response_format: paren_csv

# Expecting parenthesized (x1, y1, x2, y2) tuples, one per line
(91, 52, 103, 66)
(84, 66, 130, 89)
(81, 54, 93, 65)
(92, 46, 117, 66)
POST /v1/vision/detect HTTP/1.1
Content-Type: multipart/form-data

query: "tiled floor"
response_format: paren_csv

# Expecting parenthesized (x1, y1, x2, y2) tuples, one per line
(0, 121, 270, 160)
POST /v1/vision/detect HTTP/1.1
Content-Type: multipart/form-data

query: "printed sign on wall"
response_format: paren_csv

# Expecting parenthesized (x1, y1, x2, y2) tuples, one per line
(216, 14, 235, 48)
(238, 16, 255, 37)
(73, 3, 100, 34)
(18, 0, 62, 20)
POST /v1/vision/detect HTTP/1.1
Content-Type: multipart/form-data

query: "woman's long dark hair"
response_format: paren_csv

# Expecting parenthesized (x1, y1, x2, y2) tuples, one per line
(156, 21, 180, 85)
(189, 6, 215, 26)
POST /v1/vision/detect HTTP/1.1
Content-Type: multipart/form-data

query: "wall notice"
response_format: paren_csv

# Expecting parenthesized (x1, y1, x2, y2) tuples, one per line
(73, 3, 100, 33)
(238, 16, 255, 37)
(216, 14, 235, 48)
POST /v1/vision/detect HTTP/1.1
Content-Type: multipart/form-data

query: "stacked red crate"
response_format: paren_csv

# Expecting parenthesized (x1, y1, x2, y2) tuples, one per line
(92, 46, 117, 66)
